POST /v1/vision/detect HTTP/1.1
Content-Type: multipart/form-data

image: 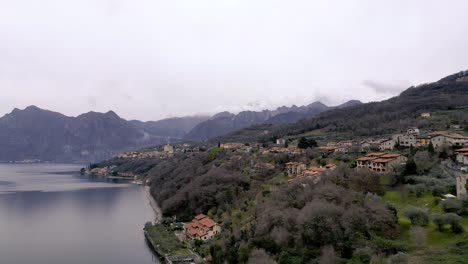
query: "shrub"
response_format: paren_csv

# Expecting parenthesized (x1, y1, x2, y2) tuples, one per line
(432, 213, 464, 233)
(440, 199, 462, 214)
(445, 213, 464, 234)
(388, 252, 409, 264)
(407, 184, 426, 198)
(404, 207, 429, 226)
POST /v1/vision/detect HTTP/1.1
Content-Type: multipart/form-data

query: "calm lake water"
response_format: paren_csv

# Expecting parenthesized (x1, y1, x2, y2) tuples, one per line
(0, 164, 159, 264)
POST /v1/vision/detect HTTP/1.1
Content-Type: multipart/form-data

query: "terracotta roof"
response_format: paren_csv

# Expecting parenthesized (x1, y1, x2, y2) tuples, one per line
(373, 158, 397, 163)
(308, 166, 327, 172)
(428, 131, 448, 136)
(356, 157, 377, 161)
(303, 171, 320, 177)
(455, 148, 468, 152)
(381, 153, 401, 158)
(194, 214, 208, 220)
(286, 162, 305, 166)
(319, 146, 338, 150)
(187, 227, 204, 237)
(366, 152, 386, 157)
(199, 217, 217, 228)
(447, 133, 468, 139)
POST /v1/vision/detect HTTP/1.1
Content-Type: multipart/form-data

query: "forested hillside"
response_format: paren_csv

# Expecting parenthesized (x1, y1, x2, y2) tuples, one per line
(219, 73, 468, 143)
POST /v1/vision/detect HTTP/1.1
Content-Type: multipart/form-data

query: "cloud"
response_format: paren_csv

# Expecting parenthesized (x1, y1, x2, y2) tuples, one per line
(362, 79, 411, 95)
(1, 0, 468, 121)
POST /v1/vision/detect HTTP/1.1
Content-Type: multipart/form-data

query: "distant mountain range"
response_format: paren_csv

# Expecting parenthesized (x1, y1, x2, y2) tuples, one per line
(184, 100, 362, 141)
(217, 70, 468, 143)
(0, 100, 361, 162)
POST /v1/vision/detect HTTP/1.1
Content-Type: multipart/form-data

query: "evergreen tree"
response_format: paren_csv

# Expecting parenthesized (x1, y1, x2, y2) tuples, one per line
(297, 137, 309, 149)
(428, 141, 435, 154)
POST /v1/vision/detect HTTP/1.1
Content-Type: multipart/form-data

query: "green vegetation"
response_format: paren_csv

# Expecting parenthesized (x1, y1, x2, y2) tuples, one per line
(143, 223, 191, 256)
(93, 74, 468, 263)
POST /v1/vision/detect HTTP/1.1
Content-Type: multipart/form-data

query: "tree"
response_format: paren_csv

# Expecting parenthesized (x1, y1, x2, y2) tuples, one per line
(247, 249, 277, 264)
(432, 214, 446, 231)
(432, 213, 464, 233)
(297, 137, 309, 149)
(404, 207, 429, 226)
(297, 137, 318, 149)
(445, 213, 464, 234)
(404, 158, 417, 175)
(388, 252, 408, 264)
(413, 151, 434, 175)
(349, 170, 385, 195)
(428, 141, 435, 154)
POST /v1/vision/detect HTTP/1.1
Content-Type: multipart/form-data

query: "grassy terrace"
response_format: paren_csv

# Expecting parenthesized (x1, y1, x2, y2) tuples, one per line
(144, 224, 191, 256)
(382, 191, 468, 263)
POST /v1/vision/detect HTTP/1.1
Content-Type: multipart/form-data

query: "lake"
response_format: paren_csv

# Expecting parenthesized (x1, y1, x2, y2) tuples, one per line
(0, 164, 159, 264)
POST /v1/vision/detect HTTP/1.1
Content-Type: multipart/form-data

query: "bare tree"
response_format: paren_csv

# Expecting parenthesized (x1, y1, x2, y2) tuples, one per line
(247, 249, 277, 264)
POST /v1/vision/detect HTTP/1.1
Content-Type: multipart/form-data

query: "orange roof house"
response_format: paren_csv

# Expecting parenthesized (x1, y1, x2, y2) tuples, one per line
(356, 152, 407, 173)
(184, 215, 221, 241)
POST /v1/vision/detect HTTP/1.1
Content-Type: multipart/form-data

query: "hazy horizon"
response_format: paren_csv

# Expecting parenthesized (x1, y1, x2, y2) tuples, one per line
(2, 0, 468, 121)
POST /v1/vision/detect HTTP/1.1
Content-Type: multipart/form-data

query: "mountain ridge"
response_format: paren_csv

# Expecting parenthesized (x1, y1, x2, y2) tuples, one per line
(184, 100, 363, 141)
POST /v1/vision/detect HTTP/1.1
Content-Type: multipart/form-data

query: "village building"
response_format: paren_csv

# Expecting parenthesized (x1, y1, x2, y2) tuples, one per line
(89, 167, 111, 176)
(393, 133, 418, 147)
(164, 144, 174, 154)
(183, 214, 221, 241)
(254, 162, 275, 173)
(407, 127, 420, 135)
(379, 139, 395, 151)
(285, 162, 307, 177)
(456, 174, 468, 198)
(220, 142, 246, 150)
(289, 164, 336, 184)
(262, 146, 303, 155)
(356, 152, 407, 173)
(430, 132, 468, 148)
(421, 112, 431, 118)
(276, 138, 287, 146)
(318, 146, 338, 155)
(455, 148, 468, 165)
(360, 139, 382, 151)
(416, 135, 432, 146)
(332, 140, 357, 153)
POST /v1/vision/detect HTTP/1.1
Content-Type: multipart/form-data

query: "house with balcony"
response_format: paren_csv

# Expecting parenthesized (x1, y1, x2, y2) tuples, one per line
(356, 153, 407, 173)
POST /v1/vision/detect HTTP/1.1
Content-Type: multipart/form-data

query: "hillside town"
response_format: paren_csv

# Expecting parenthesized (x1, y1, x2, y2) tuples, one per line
(107, 122, 468, 263)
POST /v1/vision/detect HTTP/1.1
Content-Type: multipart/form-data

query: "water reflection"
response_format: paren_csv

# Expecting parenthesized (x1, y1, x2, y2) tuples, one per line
(0, 164, 159, 264)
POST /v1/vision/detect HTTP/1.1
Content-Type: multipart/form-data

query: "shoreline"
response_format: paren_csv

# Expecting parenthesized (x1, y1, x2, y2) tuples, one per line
(144, 186, 162, 224)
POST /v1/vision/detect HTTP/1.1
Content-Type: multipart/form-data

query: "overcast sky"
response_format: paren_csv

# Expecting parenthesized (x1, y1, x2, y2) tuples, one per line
(1, 0, 468, 121)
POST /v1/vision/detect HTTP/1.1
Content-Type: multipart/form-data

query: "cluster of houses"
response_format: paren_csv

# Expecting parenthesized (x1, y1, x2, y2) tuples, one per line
(116, 144, 204, 160)
(220, 143, 253, 153)
(183, 214, 221, 241)
(285, 162, 336, 183)
(321, 128, 468, 154)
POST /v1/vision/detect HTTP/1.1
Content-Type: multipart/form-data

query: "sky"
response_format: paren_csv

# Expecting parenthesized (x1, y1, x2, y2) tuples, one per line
(1, 0, 468, 121)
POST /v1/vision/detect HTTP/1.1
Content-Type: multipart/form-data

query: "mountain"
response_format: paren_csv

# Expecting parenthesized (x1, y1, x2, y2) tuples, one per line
(129, 116, 210, 139)
(219, 70, 468, 142)
(184, 100, 362, 141)
(0, 106, 192, 163)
